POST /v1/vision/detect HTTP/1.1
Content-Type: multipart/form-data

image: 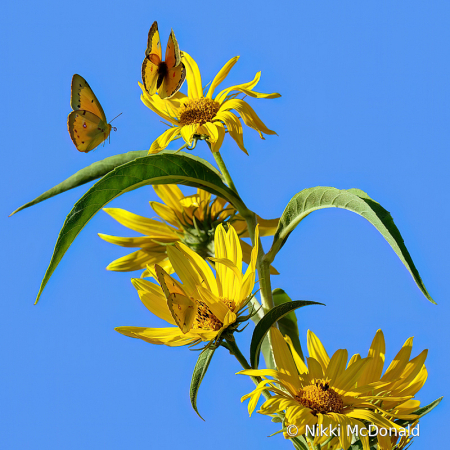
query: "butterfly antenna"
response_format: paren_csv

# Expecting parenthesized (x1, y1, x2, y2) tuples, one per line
(109, 112, 123, 125)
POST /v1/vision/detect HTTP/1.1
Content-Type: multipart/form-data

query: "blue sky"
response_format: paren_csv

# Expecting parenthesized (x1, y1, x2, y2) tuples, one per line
(1, 1, 449, 449)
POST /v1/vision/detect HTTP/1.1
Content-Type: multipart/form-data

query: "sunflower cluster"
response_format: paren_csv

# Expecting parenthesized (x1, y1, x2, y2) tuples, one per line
(94, 22, 439, 450)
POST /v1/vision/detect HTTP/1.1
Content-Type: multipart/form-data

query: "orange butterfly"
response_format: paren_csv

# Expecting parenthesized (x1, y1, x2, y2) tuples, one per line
(67, 74, 117, 153)
(155, 264, 196, 334)
(141, 21, 186, 99)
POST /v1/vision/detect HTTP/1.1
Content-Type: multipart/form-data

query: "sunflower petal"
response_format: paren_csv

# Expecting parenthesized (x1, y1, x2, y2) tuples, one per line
(149, 127, 181, 154)
(219, 98, 277, 137)
(206, 56, 239, 99)
(307, 330, 331, 372)
(181, 51, 203, 98)
(215, 111, 248, 154)
(115, 326, 196, 346)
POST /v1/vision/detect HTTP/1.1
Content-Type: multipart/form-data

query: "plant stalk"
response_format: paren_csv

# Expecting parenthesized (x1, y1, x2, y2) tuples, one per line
(212, 150, 274, 313)
(224, 338, 271, 401)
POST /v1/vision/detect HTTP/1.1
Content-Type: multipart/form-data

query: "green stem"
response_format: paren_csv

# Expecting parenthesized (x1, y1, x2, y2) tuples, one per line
(212, 149, 274, 313)
(213, 151, 239, 194)
(224, 338, 271, 401)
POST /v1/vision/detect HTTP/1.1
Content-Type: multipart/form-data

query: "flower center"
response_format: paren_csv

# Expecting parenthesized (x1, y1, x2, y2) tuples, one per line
(179, 98, 220, 125)
(295, 379, 344, 415)
(193, 297, 235, 331)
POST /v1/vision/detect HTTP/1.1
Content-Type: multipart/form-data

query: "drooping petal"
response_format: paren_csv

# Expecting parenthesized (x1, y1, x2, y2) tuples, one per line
(214, 111, 248, 154)
(181, 51, 203, 98)
(200, 122, 226, 153)
(149, 126, 181, 154)
(206, 56, 239, 99)
(219, 98, 277, 137)
(180, 123, 200, 146)
(139, 83, 180, 125)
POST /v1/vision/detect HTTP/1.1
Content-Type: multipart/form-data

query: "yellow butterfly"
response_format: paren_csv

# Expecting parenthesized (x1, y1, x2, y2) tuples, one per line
(141, 21, 186, 99)
(155, 264, 196, 334)
(67, 74, 117, 153)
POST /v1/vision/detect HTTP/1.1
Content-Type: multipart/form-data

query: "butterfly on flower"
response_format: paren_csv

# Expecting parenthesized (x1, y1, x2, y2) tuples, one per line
(67, 74, 119, 153)
(141, 21, 186, 99)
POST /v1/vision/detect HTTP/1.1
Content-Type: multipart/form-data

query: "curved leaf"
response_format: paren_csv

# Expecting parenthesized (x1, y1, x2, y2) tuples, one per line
(10, 151, 146, 216)
(250, 300, 324, 369)
(190, 346, 216, 420)
(273, 288, 304, 361)
(34, 152, 243, 303)
(265, 187, 435, 304)
(10, 150, 222, 216)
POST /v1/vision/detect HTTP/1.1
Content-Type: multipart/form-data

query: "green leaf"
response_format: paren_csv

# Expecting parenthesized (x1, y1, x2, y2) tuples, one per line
(273, 288, 304, 361)
(266, 187, 435, 304)
(250, 300, 324, 369)
(395, 396, 443, 427)
(190, 346, 216, 420)
(10, 150, 222, 216)
(34, 152, 243, 304)
(250, 315, 276, 370)
(10, 151, 147, 216)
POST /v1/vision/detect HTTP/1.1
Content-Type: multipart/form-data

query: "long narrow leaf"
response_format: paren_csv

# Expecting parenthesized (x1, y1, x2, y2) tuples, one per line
(190, 347, 216, 420)
(250, 300, 324, 369)
(10, 150, 222, 216)
(10, 151, 147, 215)
(34, 152, 243, 304)
(273, 288, 304, 361)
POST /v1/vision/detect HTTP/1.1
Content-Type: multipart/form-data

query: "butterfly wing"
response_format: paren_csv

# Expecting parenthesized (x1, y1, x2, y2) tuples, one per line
(142, 21, 163, 95)
(145, 21, 162, 59)
(68, 110, 111, 153)
(71, 74, 107, 122)
(155, 264, 196, 334)
(165, 29, 181, 68)
(158, 64, 186, 99)
(141, 57, 160, 95)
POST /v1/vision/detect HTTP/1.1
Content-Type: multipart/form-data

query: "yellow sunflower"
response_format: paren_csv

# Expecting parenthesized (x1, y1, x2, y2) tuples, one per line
(99, 184, 278, 275)
(140, 52, 280, 154)
(115, 224, 259, 346)
(239, 328, 425, 450)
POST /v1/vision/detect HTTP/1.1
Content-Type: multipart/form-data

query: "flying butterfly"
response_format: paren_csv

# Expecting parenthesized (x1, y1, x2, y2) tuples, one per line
(141, 21, 186, 99)
(155, 264, 196, 334)
(68, 74, 119, 153)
